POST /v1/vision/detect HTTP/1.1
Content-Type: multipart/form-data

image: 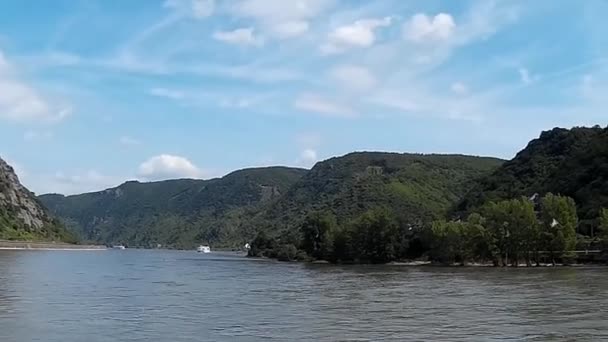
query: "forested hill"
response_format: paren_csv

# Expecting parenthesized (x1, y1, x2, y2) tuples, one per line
(39, 153, 503, 249)
(457, 126, 608, 232)
(0, 157, 74, 242)
(252, 152, 504, 235)
(39, 167, 307, 248)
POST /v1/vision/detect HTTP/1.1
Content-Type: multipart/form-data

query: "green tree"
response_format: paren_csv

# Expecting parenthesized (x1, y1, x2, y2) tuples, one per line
(348, 209, 400, 264)
(300, 211, 337, 260)
(248, 230, 276, 257)
(539, 193, 578, 265)
(428, 220, 461, 265)
(465, 213, 493, 263)
(483, 198, 538, 266)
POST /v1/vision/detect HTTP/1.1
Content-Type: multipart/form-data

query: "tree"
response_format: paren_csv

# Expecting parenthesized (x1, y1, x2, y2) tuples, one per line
(428, 220, 462, 265)
(300, 211, 337, 260)
(483, 198, 538, 266)
(539, 193, 578, 265)
(600, 209, 608, 251)
(248, 230, 276, 257)
(348, 209, 400, 264)
(427, 214, 490, 266)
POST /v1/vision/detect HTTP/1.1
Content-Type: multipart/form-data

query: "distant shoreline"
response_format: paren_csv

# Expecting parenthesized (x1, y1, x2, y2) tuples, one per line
(0, 240, 106, 251)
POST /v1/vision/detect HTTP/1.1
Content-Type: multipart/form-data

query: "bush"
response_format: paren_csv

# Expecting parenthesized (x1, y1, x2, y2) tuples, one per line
(276, 244, 298, 261)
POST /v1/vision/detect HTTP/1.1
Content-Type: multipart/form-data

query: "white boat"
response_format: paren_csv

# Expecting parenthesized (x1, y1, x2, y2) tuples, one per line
(113, 245, 126, 250)
(197, 245, 211, 253)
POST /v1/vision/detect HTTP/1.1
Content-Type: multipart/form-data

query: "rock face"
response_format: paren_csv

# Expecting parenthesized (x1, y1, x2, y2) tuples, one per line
(0, 157, 69, 240)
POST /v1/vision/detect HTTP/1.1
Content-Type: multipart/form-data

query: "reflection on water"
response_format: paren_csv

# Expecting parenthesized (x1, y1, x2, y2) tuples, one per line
(0, 250, 607, 341)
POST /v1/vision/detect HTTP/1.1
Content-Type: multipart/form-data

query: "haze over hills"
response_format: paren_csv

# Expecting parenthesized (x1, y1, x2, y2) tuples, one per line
(0, 157, 74, 242)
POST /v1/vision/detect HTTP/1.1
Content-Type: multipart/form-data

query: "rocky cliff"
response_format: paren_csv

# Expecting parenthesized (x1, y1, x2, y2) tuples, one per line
(0, 157, 74, 241)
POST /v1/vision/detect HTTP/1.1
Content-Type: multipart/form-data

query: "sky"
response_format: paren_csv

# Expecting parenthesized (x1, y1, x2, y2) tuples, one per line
(0, 0, 607, 195)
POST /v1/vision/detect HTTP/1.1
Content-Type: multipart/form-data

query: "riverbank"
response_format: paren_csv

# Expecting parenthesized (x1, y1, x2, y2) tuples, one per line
(0, 240, 106, 251)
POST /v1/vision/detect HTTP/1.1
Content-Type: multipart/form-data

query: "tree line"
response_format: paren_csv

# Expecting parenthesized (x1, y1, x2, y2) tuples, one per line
(248, 193, 608, 265)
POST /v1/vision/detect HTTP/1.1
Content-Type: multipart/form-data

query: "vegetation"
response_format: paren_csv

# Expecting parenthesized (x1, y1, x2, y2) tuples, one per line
(0, 158, 76, 243)
(250, 193, 600, 266)
(253, 152, 503, 239)
(40, 153, 502, 249)
(600, 209, 608, 253)
(40, 167, 307, 249)
(250, 209, 415, 264)
(458, 126, 608, 235)
(32, 126, 608, 264)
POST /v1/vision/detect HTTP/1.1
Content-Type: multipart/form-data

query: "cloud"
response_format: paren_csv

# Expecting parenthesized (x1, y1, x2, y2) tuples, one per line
(321, 17, 392, 54)
(138, 154, 204, 181)
(294, 93, 356, 118)
(0, 51, 70, 123)
(119, 136, 142, 146)
(231, 0, 334, 38)
(296, 149, 318, 167)
(271, 20, 310, 39)
(212, 28, 264, 46)
(329, 65, 377, 92)
(149, 87, 185, 100)
(164, 0, 214, 19)
(451, 82, 468, 94)
(404, 13, 456, 43)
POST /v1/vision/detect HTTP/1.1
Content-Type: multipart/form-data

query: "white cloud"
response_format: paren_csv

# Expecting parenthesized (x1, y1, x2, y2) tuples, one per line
(329, 65, 377, 92)
(451, 82, 469, 94)
(138, 154, 204, 181)
(321, 17, 392, 54)
(271, 20, 310, 39)
(23, 130, 53, 142)
(149, 87, 185, 100)
(0, 51, 70, 123)
(164, 0, 214, 19)
(404, 13, 456, 43)
(232, 0, 333, 38)
(119, 136, 142, 146)
(213, 28, 264, 46)
(297, 149, 318, 167)
(294, 93, 356, 118)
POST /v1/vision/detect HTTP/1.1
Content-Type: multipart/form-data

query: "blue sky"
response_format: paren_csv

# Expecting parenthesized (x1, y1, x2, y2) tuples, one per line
(0, 0, 607, 195)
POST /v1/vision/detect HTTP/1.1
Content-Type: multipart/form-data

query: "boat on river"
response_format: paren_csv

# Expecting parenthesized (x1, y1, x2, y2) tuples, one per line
(197, 245, 211, 253)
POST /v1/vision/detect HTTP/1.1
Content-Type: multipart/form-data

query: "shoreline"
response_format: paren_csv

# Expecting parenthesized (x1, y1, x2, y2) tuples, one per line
(0, 240, 107, 251)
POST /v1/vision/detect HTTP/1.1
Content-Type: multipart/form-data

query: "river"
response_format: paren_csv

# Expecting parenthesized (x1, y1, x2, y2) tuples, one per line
(0, 250, 606, 341)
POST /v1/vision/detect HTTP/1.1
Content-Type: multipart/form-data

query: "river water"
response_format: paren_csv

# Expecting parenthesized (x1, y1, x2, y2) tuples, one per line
(0, 250, 606, 341)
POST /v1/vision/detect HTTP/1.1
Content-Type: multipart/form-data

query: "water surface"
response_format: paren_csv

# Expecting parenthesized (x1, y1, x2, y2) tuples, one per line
(0, 250, 606, 341)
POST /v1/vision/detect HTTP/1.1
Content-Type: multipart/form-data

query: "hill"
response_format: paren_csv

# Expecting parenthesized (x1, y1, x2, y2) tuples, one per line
(457, 126, 608, 233)
(252, 152, 504, 236)
(0, 157, 75, 242)
(39, 167, 307, 248)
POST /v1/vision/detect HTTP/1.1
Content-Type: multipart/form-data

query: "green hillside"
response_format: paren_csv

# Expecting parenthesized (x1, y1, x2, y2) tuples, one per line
(252, 152, 504, 237)
(457, 126, 608, 234)
(39, 167, 307, 248)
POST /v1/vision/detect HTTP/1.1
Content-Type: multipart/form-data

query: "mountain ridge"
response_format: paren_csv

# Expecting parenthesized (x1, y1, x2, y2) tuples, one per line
(39, 152, 504, 248)
(0, 157, 74, 242)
